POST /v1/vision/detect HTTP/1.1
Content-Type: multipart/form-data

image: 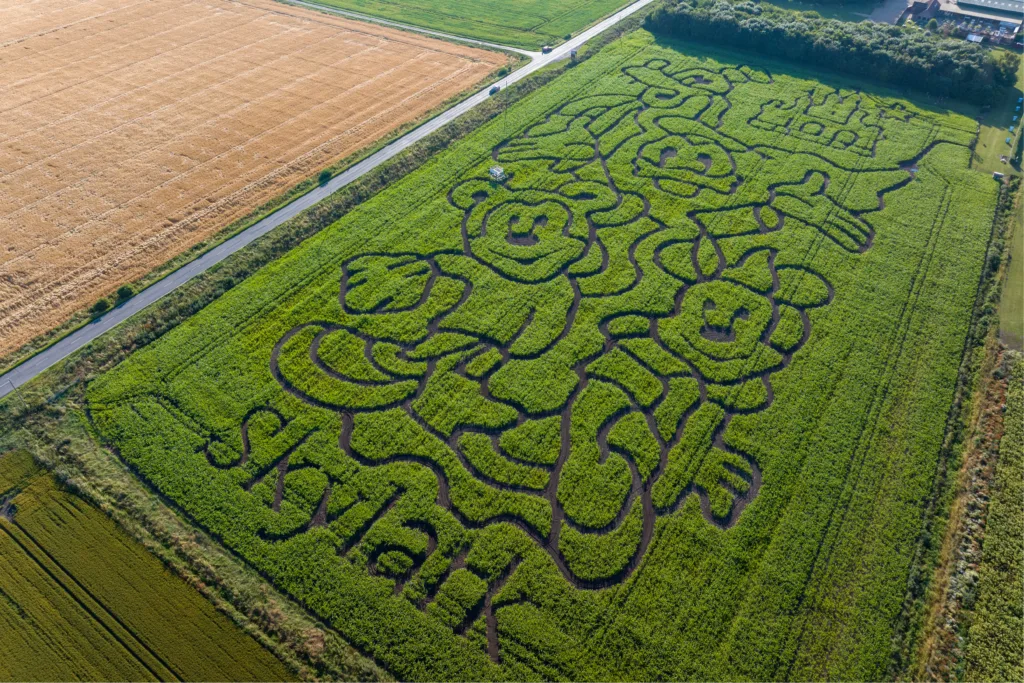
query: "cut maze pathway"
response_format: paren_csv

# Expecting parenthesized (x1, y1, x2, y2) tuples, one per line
(80, 30, 984, 676)
(0, 0, 658, 402)
(251, 58, 940, 660)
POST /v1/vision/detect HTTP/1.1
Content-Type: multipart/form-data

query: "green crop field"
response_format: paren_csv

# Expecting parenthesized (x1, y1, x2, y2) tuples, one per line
(0, 451, 293, 682)
(87, 31, 1000, 680)
(303, 0, 630, 49)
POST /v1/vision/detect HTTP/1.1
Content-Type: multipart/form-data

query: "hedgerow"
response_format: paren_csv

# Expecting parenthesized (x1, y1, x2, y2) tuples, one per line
(645, 0, 1020, 104)
(87, 30, 1000, 680)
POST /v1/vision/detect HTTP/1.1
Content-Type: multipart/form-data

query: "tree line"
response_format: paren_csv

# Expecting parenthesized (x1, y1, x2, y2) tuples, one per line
(645, 0, 1020, 104)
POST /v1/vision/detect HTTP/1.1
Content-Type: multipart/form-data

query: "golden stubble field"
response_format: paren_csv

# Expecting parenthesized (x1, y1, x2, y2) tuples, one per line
(0, 0, 505, 357)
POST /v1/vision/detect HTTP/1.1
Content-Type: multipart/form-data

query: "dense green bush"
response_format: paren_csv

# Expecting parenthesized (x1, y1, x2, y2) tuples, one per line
(645, 0, 1020, 103)
(89, 299, 110, 316)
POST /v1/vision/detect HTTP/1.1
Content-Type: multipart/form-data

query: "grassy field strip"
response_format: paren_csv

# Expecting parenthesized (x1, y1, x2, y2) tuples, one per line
(779, 185, 948, 676)
(964, 352, 1023, 680)
(0, 521, 170, 680)
(283, 0, 537, 54)
(786, 185, 956, 677)
(301, 0, 631, 49)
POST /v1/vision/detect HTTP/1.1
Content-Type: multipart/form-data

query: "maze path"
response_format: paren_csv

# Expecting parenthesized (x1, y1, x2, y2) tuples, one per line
(208, 59, 958, 661)
(92, 51, 975, 668)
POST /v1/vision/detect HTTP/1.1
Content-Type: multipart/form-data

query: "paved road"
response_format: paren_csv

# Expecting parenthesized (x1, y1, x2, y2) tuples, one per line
(283, 0, 539, 56)
(0, 0, 657, 402)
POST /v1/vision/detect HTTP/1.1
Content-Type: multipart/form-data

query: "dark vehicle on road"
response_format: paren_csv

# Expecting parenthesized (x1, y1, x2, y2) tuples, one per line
(489, 85, 501, 95)
(541, 45, 552, 53)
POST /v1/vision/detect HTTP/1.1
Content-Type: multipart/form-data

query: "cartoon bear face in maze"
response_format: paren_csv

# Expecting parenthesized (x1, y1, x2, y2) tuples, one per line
(455, 184, 590, 283)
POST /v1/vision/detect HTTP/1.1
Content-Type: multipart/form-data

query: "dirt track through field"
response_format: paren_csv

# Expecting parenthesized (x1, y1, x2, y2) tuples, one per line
(0, 0, 504, 357)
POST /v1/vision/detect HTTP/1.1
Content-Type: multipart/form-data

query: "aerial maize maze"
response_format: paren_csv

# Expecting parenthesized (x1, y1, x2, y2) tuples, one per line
(88, 32, 998, 680)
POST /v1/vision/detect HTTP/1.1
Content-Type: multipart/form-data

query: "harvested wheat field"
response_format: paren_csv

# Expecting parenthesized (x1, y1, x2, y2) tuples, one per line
(0, 0, 504, 357)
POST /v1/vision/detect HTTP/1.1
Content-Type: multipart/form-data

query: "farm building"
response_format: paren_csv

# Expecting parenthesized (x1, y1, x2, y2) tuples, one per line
(957, 0, 1024, 17)
(910, 0, 1022, 42)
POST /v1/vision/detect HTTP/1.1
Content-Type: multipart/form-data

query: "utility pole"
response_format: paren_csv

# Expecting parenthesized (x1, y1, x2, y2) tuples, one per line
(4, 380, 28, 411)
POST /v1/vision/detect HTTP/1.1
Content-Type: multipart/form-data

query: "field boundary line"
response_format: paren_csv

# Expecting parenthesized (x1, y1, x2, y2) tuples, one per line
(273, 0, 539, 56)
(0, 519, 180, 681)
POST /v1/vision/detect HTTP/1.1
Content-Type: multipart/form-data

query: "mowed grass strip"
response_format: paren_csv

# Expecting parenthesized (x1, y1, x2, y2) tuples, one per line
(999, 187, 1023, 350)
(964, 353, 1024, 681)
(0, 452, 294, 682)
(303, 0, 631, 48)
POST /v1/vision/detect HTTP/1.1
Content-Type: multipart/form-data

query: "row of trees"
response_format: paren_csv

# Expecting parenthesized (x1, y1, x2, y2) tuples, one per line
(645, 0, 1020, 103)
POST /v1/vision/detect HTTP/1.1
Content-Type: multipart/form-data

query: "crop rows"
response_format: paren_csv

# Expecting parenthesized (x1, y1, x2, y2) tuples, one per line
(0, 451, 291, 681)
(88, 32, 998, 680)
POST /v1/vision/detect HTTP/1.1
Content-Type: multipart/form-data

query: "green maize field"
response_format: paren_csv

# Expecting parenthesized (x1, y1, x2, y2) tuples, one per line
(87, 30, 1000, 680)
(302, 0, 630, 49)
(0, 451, 293, 682)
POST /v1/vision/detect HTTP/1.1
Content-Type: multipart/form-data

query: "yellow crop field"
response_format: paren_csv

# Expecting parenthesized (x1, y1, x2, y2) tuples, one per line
(0, 0, 504, 358)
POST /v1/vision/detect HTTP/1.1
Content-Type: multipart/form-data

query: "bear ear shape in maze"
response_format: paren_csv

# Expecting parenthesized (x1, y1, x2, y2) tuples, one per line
(206, 438, 242, 469)
(773, 267, 832, 309)
(449, 178, 495, 210)
(372, 549, 415, 580)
